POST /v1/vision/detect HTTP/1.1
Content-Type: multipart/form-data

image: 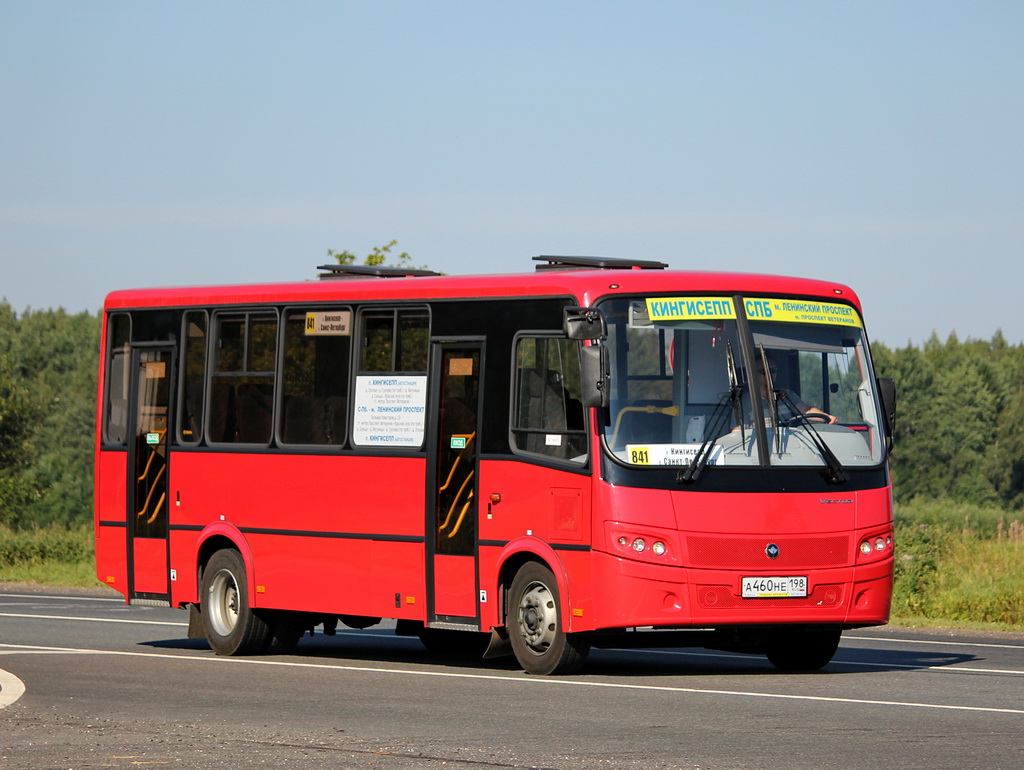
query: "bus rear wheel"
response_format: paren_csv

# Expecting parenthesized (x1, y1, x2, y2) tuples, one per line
(200, 548, 270, 655)
(764, 626, 842, 671)
(507, 562, 589, 675)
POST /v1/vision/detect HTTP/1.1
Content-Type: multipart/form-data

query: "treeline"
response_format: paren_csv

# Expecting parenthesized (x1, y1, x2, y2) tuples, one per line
(0, 302, 100, 528)
(1, 298, 1024, 529)
(873, 332, 1024, 508)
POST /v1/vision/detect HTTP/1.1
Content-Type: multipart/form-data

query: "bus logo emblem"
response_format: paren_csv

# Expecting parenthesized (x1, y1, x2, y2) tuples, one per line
(765, 543, 780, 559)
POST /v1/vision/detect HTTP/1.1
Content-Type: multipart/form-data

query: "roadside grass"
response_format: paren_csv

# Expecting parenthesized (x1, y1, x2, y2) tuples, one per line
(0, 523, 99, 588)
(3, 501, 1023, 633)
(892, 499, 1024, 631)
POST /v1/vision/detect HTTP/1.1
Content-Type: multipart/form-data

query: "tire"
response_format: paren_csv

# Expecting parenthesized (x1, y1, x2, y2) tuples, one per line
(200, 549, 270, 655)
(261, 610, 306, 654)
(507, 562, 589, 675)
(765, 626, 842, 671)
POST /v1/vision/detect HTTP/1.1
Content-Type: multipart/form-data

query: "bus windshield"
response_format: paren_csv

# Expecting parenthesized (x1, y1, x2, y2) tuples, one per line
(600, 295, 886, 471)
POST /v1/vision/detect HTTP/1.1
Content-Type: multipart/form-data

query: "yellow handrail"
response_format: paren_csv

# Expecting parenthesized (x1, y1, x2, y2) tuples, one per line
(438, 470, 475, 532)
(136, 463, 167, 521)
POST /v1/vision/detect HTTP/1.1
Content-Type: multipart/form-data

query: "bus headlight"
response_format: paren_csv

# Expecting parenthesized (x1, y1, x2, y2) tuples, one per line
(857, 531, 894, 562)
(608, 525, 675, 564)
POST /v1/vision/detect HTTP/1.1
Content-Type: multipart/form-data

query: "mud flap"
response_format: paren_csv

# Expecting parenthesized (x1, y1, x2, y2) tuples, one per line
(482, 626, 513, 659)
(186, 603, 204, 639)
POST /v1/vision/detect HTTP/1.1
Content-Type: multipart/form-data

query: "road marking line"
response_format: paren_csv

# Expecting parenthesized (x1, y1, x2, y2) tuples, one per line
(0, 593, 123, 603)
(629, 648, 1024, 675)
(1, 642, 1022, 716)
(0, 612, 185, 627)
(4, 614, 1023, 676)
(845, 634, 1024, 650)
(0, 668, 27, 709)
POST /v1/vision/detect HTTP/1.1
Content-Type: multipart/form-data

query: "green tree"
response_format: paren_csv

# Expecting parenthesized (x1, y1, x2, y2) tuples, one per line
(0, 351, 41, 525)
(0, 302, 100, 528)
(327, 240, 428, 270)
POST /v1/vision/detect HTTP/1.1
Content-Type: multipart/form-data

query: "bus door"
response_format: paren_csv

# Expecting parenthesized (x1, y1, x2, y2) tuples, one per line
(427, 341, 483, 624)
(125, 345, 174, 603)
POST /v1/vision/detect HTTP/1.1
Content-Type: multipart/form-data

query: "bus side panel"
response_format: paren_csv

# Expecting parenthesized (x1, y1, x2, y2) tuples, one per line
(477, 459, 593, 631)
(169, 528, 199, 606)
(94, 449, 128, 598)
(478, 460, 592, 547)
(168, 451, 428, 619)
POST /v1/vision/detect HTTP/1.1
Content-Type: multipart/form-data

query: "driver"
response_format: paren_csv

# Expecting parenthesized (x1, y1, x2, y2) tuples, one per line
(755, 361, 837, 425)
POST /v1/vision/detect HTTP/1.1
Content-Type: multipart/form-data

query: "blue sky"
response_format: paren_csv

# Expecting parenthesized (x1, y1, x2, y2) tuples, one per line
(2, 1, 1022, 347)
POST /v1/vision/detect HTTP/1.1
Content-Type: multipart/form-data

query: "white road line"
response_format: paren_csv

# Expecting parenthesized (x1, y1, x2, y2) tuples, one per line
(844, 634, 1024, 650)
(5, 612, 1024, 676)
(1, 642, 1022, 717)
(0, 593, 123, 603)
(630, 647, 1024, 675)
(0, 612, 185, 627)
(0, 667, 27, 709)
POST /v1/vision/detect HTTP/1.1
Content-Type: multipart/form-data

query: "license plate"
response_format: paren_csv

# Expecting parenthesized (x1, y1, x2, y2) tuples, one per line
(741, 576, 807, 598)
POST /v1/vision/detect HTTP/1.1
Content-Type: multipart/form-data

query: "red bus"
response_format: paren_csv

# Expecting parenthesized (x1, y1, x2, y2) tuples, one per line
(95, 256, 896, 674)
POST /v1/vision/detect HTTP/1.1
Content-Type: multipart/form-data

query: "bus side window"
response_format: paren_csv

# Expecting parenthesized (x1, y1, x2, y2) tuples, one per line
(177, 311, 207, 445)
(279, 308, 352, 446)
(511, 336, 587, 464)
(103, 313, 131, 446)
(207, 311, 279, 446)
(359, 307, 429, 373)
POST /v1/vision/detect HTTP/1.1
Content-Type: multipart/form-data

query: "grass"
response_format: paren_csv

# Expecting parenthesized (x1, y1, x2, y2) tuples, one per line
(892, 499, 1024, 631)
(0, 523, 100, 589)
(3, 502, 1023, 632)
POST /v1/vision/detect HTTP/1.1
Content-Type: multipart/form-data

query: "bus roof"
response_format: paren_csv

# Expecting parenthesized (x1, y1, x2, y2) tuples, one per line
(102, 262, 862, 312)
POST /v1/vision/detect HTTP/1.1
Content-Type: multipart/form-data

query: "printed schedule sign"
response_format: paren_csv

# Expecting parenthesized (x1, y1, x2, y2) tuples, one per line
(351, 375, 428, 447)
(304, 311, 352, 336)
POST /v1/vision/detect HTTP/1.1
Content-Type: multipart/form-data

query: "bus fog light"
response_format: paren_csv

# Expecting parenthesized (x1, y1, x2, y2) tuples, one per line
(632, 538, 646, 553)
(859, 540, 873, 555)
(652, 541, 666, 556)
(618, 536, 628, 546)
(874, 537, 886, 552)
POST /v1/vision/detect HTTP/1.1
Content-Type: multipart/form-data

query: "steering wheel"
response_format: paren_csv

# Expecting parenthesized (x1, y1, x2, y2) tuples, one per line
(800, 412, 832, 424)
(781, 412, 831, 427)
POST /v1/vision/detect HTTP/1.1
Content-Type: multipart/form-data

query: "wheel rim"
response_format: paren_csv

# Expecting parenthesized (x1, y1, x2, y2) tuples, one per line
(517, 580, 557, 654)
(207, 569, 239, 637)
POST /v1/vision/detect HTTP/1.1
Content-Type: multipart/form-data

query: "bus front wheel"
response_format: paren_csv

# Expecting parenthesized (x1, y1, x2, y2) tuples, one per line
(200, 548, 270, 655)
(507, 562, 589, 675)
(764, 626, 842, 671)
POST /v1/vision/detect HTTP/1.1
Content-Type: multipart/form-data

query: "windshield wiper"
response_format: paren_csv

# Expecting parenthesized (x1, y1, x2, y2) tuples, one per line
(776, 390, 848, 484)
(758, 345, 781, 455)
(680, 342, 742, 484)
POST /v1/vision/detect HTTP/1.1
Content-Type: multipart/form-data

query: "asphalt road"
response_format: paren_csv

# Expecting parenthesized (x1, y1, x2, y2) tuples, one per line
(1, 585, 1022, 770)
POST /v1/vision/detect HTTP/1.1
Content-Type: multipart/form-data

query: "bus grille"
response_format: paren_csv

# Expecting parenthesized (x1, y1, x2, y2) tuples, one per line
(686, 534, 850, 569)
(697, 584, 845, 610)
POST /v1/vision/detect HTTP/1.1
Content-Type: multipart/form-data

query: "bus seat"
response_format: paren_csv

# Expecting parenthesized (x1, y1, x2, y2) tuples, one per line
(282, 396, 320, 444)
(282, 395, 347, 445)
(237, 383, 274, 443)
(323, 396, 347, 444)
(207, 380, 236, 442)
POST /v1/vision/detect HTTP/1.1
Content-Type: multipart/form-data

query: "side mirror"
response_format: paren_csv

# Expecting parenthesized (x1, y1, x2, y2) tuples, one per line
(564, 306, 606, 340)
(580, 344, 609, 408)
(877, 377, 897, 448)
